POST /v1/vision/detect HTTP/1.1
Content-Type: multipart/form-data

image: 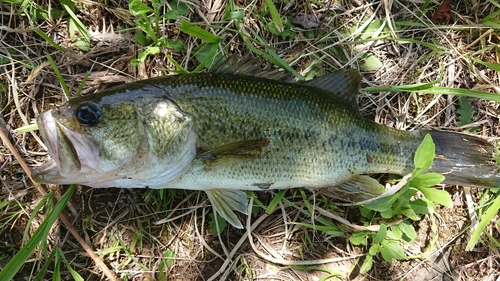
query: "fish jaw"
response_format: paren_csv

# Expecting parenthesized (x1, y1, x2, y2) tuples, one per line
(32, 109, 99, 184)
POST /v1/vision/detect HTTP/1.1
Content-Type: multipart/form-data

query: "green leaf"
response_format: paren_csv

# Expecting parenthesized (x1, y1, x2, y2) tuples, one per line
(409, 198, 435, 215)
(193, 43, 222, 71)
(158, 38, 186, 51)
(135, 30, 151, 46)
(164, 249, 175, 267)
(359, 53, 382, 71)
(467, 195, 500, 250)
(380, 240, 405, 262)
(265, 0, 283, 32)
(166, 0, 190, 18)
(129, 0, 153, 16)
(418, 187, 453, 208)
(364, 194, 399, 212)
(359, 254, 373, 274)
(398, 207, 420, 220)
(373, 224, 387, 244)
(265, 189, 286, 214)
(368, 243, 380, 256)
(62, 0, 90, 51)
(34, 28, 65, 52)
(179, 20, 220, 44)
(349, 231, 369, 245)
(413, 134, 435, 176)
(68, 18, 90, 51)
(397, 221, 417, 241)
(410, 172, 445, 188)
(57, 247, 84, 281)
(209, 212, 227, 236)
(131, 46, 160, 66)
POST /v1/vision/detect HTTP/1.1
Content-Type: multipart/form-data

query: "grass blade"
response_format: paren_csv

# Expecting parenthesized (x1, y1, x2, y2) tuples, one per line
(466, 195, 500, 250)
(0, 185, 76, 280)
(179, 20, 220, 44)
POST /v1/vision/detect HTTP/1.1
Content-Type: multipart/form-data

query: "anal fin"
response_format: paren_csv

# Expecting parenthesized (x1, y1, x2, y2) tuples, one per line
(319, 175, 384, 203)
(205, 189, 248, 229)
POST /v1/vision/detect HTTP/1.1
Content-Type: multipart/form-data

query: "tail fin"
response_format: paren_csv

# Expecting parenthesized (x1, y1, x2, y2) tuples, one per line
(428, 131, 500, 188)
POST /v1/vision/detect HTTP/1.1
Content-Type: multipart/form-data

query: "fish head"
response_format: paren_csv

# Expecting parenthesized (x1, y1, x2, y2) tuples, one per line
(33, 87, 197, 188)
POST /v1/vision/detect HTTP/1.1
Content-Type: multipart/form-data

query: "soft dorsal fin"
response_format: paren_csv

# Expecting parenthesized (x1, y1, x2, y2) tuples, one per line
(302, 69, 362, 105)
(210, 56, 295, 82)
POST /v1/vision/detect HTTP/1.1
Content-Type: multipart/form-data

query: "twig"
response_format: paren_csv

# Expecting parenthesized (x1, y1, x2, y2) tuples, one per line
(0, 119, 118, 281)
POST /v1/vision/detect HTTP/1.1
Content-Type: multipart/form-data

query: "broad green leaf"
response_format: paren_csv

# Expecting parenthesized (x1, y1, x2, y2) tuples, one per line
(68, 18, 90, 51)
(457, 96, 477, 127)
(62, 0, 90, 51)
(34, 7, 63, 20)
(135, 30, 151, 46)
(359, 254, 373, 274)
(179, 20, 220, 44)
(209, 212, 227, 236)
(193, 43, 221, 71)
(410, 173, 445, 188)
(359, 54, 382, 71)
(349, 231, 369, 245)
(398, 207, 420, 221)
(0, 55, 9, 65)
(397, 221, 417, 241)
(164, 249, 175, 267)
(159, 38, 186, 51)
(129, 0, 153, 16)
(380, 240, 405, 262)
(409, 198, 435, 215)
(365, 194, 399, 212)
(413, 134, 435, 176)
(418, 187, 453, 208)
(368, 243, 380, 256)
(373, 224, 387, 244)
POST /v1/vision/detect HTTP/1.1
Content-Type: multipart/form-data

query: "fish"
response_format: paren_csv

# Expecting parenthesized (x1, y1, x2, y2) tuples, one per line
(32, 58, 500, 228)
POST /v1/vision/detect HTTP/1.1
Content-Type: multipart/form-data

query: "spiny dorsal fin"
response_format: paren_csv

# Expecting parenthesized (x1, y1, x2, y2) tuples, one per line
(210, 56, 295, 82)
(302, 69, 362, 105)
(205, 189, 248, 229)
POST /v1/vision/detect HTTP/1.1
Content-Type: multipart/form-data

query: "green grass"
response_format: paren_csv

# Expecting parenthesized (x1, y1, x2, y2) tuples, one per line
(1, 0, 500, 280)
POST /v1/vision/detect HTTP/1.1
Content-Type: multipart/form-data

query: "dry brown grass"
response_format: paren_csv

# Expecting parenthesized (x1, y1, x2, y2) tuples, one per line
(1, 0, 500, 280)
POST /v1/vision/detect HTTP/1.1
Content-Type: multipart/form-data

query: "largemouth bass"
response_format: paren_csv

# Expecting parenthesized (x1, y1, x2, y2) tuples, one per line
(32, 60, 500, 228)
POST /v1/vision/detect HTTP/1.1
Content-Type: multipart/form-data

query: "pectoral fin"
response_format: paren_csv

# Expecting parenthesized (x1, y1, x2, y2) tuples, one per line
(198, 138, 270, 169)
(205, 189, 248, 229)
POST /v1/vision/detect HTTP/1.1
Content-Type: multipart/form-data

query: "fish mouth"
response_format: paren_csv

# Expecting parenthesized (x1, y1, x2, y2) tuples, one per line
(32, 110, 83, 183)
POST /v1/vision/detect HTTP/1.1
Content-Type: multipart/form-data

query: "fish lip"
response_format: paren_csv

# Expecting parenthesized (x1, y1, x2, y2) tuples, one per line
(32, 110, 81, 183)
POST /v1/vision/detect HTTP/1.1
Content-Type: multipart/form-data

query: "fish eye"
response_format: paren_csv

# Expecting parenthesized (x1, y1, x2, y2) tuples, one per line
(75, 102, 102, 126)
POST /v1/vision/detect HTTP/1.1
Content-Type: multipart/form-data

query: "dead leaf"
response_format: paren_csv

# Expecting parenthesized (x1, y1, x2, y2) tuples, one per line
(292, 13, 321, 29)
(431, 0, 452, 23)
